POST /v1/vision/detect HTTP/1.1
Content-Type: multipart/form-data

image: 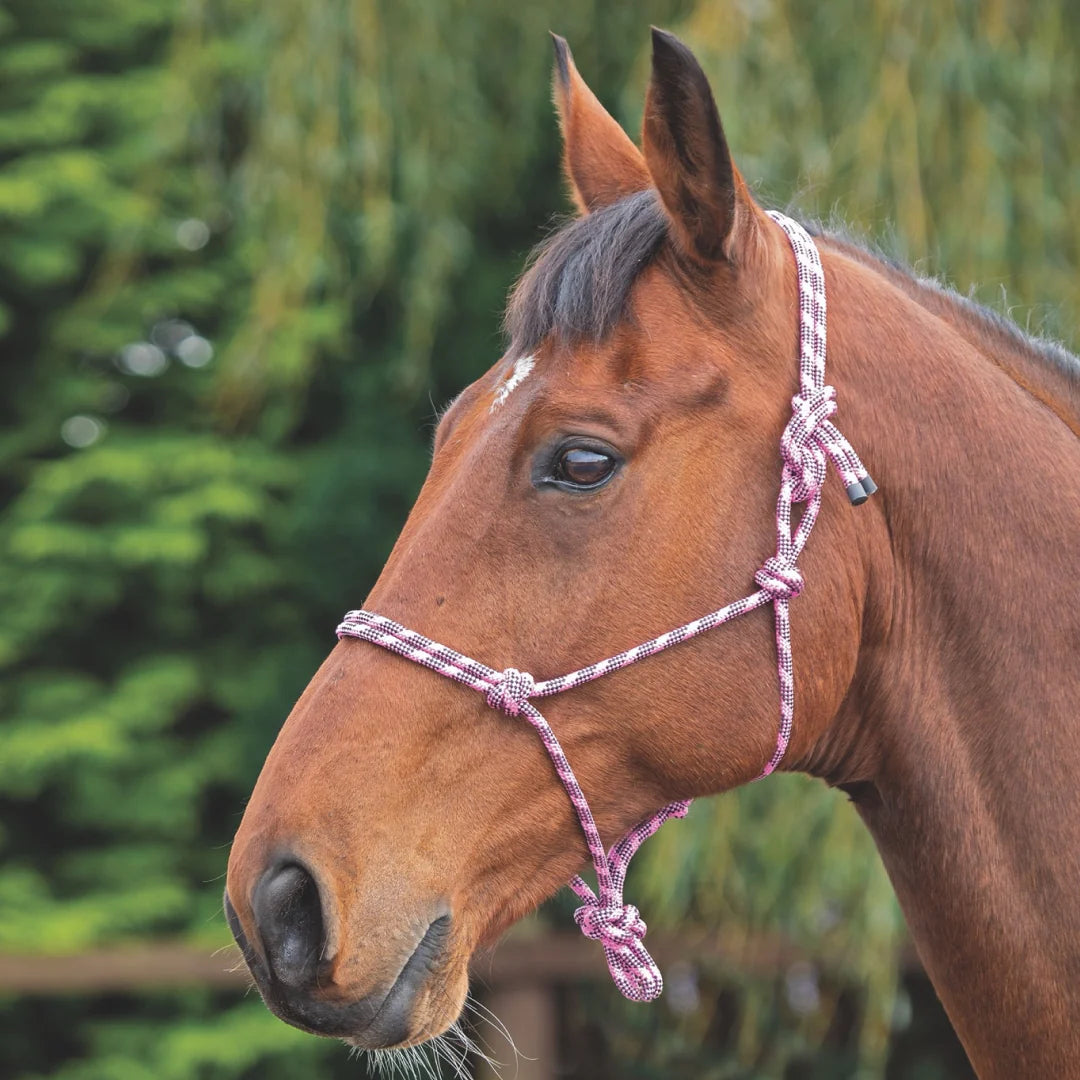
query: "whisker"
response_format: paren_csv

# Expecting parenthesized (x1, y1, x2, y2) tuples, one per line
(347, 986, 524, 1080)
(447, 1022, 485, 1080)
(464, 996, 525, 1060)
(432, 1034, 461, 1080)
(451, 1014, 508, 1078)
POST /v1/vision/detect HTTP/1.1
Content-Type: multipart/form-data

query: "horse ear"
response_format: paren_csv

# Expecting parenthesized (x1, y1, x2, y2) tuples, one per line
(642, 28, 758, 263)
(551, 34, 651, 214)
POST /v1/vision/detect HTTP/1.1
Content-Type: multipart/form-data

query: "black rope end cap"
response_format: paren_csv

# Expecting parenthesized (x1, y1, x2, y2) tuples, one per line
(846, 475, 877, 505)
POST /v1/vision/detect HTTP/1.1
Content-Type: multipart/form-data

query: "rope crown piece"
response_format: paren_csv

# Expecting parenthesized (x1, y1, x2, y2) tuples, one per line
(335, 212, 874, 1002)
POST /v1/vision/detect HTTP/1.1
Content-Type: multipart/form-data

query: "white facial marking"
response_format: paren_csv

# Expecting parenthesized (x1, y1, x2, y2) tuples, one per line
(490, 355, 535, 412)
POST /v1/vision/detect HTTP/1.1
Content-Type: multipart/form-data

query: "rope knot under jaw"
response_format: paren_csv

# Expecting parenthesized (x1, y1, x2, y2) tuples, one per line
(755, 557, 804, 601)
(573, 900, 663, 1001)
(485, 668, 536, 716)
(574, 902, 646, 948)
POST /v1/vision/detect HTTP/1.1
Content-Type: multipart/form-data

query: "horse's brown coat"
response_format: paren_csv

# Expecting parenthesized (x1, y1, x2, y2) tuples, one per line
(227, 29, 1080, 1075)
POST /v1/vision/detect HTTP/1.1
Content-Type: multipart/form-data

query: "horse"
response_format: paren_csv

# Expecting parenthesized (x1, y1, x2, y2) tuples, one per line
(224, 28, 1080, 1079)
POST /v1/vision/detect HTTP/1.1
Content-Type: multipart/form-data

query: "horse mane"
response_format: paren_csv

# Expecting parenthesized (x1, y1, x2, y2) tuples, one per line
(808, 220, 1080, 378)
(810, 222, 1080, 431)
(505, 190, 1080, 424)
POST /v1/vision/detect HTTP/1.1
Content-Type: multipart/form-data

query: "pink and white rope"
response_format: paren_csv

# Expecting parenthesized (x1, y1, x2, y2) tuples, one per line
(336, 212, 874, 1003)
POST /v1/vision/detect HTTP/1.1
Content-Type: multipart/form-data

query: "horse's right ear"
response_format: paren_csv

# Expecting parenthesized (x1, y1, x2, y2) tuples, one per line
(551, 34, 651, 214)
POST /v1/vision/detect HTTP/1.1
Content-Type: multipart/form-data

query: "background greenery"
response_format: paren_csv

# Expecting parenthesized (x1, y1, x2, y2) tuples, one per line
(0, 0, 1074, 1076)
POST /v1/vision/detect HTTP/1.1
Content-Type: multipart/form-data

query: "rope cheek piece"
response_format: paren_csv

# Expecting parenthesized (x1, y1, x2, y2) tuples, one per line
(336, 212, 875, 1003)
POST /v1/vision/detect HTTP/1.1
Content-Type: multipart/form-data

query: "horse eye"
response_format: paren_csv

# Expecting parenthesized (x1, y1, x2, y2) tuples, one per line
(553, 447, 618, 489)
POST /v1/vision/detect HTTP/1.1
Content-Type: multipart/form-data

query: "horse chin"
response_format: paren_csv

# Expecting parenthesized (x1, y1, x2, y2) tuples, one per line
(339, 959, 470, 1051)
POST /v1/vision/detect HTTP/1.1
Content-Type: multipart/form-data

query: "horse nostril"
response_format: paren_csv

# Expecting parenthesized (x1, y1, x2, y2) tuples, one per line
(251, 860, 326, 989)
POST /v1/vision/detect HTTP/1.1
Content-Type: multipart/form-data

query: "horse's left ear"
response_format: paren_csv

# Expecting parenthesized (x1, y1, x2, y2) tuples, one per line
(551, 34, 651, 214)
(642, 28, 761, 264)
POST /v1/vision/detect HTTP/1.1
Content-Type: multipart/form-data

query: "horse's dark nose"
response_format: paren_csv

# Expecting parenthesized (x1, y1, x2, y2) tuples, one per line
(251, 861, 326, 988)
(226, 876, 453, 1046)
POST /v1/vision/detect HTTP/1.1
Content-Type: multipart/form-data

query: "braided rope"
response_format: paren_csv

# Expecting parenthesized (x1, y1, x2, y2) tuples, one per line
(335, 212, 874, 1002)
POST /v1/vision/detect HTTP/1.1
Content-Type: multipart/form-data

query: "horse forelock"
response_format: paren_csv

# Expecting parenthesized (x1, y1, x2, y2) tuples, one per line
(504, 189, 669, 358)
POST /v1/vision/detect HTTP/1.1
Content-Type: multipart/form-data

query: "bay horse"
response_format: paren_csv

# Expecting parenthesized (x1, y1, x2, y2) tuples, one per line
(225, 29, 1080, 1078)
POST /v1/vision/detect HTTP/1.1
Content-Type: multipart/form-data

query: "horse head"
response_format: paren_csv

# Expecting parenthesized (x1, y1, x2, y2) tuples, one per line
(224, 29, 871, 1050)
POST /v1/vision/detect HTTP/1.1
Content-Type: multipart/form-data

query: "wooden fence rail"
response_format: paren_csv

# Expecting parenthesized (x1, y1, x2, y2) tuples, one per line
(0, 932, 917, 1080)
(0, 929, 915, 994)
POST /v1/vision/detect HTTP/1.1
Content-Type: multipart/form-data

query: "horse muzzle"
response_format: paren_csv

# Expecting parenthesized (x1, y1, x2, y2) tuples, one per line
(223, 860, 455, 1048)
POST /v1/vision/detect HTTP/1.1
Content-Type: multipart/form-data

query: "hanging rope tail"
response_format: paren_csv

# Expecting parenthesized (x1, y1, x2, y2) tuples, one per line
(335, 212, 874, 1002)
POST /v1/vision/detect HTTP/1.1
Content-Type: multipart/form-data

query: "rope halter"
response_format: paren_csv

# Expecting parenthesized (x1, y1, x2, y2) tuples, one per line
(335, 212, 875, 1003)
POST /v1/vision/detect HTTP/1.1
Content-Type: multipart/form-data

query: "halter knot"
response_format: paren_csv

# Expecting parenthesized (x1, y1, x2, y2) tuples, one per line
(754, 557, 804, 601)
(573, 899, 662, 1001)
(485, 668, 536, 716)
(781, 385, 837, 501)
(574, 901, 646, 947)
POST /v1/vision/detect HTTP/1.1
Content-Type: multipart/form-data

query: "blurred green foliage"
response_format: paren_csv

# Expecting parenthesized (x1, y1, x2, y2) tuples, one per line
(0, 0, 1074, 1077)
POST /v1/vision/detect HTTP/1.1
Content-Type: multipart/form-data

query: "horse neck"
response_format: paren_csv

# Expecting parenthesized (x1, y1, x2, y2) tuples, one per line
(807, 246, 1080, 1078)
